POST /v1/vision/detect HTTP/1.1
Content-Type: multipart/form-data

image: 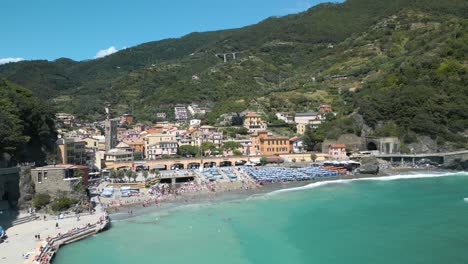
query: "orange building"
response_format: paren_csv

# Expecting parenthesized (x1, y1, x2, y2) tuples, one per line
(251, 131, 290, 156)
(126, 141, 145, 153)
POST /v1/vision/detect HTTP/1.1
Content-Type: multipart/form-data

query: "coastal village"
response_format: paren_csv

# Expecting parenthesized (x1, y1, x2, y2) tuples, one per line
(0, 102, 403, 263)
(2, 101, 468, 264)
(1, 0, 467, 262)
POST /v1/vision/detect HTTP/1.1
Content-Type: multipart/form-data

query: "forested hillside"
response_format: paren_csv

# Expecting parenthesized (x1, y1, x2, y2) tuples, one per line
(0, 0, 466, 147)
(0, 78, 57, 165)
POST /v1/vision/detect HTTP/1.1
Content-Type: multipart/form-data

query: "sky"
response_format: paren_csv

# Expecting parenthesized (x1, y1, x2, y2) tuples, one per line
(0, 0, 339, 63)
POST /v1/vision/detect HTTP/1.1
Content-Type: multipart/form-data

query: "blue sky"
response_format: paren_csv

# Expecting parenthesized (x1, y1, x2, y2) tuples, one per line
(0, 0, 338, 62)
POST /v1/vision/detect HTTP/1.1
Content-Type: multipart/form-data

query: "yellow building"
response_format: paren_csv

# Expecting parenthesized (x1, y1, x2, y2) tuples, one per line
(243, 112, 267, 133)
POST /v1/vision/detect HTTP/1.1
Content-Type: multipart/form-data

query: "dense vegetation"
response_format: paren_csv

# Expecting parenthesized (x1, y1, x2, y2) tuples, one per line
(0, 0, 466, 146)
(0, 78, 57, 164)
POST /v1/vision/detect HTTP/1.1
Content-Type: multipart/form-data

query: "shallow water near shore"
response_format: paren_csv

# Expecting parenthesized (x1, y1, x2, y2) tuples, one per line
(54, 171, 468, 264)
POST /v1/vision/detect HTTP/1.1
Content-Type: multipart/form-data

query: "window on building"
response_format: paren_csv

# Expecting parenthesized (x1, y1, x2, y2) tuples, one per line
(44, 171, 48, 180)
(37, 172, 42, 183)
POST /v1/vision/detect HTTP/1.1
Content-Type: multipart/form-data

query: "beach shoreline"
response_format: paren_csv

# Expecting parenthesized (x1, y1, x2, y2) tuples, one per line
(106, 167, 455, 222)
(1, 167, 459, 264)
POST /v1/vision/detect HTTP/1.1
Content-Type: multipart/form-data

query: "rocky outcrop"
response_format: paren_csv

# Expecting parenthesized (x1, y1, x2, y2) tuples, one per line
(407, 135, 462, 154)
(358, 157, 380, 174)
(442, 159, 468, 171)
(17, 166, 35, 209)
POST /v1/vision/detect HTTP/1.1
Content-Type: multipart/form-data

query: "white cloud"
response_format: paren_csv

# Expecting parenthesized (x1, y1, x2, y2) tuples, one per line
(0, 57, 24, 65)
(94, 46, 119, 59)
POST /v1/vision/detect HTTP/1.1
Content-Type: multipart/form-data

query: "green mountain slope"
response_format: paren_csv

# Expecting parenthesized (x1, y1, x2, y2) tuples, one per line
(0, 78, 57, 164)
(0, 0, 466, 145)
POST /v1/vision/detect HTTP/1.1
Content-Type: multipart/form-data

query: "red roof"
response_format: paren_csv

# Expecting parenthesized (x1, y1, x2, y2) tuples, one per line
(330, 144, 346, 148)
(245, 112, 260, 117)
(289, 136, 300, 142)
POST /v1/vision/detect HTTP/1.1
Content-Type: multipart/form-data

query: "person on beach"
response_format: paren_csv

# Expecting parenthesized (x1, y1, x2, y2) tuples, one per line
(56, 222, 59, 229)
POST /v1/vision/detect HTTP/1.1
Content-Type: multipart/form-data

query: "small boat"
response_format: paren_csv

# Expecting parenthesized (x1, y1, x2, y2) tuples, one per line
(0, 226, 6, 241)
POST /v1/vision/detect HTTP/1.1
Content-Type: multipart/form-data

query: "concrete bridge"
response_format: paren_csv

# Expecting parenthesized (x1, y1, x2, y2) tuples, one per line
(104, 153, 327, 171)
(215, 52, 242, 63)
(376, 150, 468, 165)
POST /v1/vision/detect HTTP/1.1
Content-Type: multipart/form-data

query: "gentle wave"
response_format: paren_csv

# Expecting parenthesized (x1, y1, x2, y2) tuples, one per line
(267, 171, 468, 196)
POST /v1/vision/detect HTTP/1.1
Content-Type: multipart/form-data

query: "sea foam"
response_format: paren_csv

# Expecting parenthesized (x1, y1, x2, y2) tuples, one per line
(267, 171, 468, 196)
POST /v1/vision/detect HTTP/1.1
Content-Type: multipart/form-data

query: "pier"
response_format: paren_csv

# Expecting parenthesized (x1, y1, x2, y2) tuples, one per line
(376, 150, 468, 166)
(27, 217, 110, 264)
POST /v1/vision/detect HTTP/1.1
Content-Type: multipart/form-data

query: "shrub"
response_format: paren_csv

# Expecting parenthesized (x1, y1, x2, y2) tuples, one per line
(32, 193, 51, 209)
(51, 197, 78, 212)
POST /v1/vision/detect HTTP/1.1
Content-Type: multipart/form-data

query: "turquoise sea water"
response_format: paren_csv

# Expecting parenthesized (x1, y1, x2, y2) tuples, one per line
(54, 172, 468, 264)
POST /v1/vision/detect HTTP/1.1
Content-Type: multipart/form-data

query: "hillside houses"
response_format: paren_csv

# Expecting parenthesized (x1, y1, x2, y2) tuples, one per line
(55, 103, 335, 168)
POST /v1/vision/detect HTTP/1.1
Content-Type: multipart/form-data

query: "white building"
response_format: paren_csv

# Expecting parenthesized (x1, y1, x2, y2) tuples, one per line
(190, 119, 201, 127)
(105, 149, 133, 162)
(294, 112, 323, 134)
(174, 105, 188, 120)
(147, 141, 178, 160)
(276, 112, 295, 124)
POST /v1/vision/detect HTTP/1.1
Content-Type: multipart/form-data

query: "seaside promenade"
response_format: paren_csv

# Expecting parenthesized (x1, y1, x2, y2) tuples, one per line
(0, 205, 106, 264)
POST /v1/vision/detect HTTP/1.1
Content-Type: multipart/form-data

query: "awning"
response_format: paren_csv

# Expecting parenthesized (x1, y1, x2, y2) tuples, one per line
(151, 165, 167, 169)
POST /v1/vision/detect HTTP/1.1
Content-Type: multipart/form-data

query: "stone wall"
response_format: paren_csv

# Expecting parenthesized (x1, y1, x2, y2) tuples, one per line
(17, 166, 35, 209)
(322, 134, 363, 153)
(31, 168, 75, 197)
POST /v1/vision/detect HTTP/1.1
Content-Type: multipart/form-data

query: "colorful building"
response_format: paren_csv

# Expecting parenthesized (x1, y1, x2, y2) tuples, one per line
(328, 144, 347, 160)
(119, 114, 134, 125)
(146, 141, 178, 160)
(295, 112, 323, 134)
(56, 138, 87, 165)
(251, 131, 290, 156)
(243, 112, 267, 133)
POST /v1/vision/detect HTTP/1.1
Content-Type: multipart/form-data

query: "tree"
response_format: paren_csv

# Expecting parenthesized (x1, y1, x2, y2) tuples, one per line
(222, 141, 242, 151)
(201, 141, 216, 156)
(110, 169, 117, 181)
(126, 170, 133, 181)
(237, 127, 249, 135)
(233, 150, 243, 156)
(0, 78, 57, 165)
(260, 157, 268, 166)
(51, 197, 78, 212)
(32, 193, 51, 209)
(117, 170, 125, 182)
(131, 171, 138, 182)
(72, 170, 86, 192)
(310, 153, 317, 162)
(133, 152, 144, 160)
(155, 169, 161, 178)
(292, 158, 296, 163)
(178, 145, 200, 157)
(142, 171, 149, 182)
(302, 126, 315, 151)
